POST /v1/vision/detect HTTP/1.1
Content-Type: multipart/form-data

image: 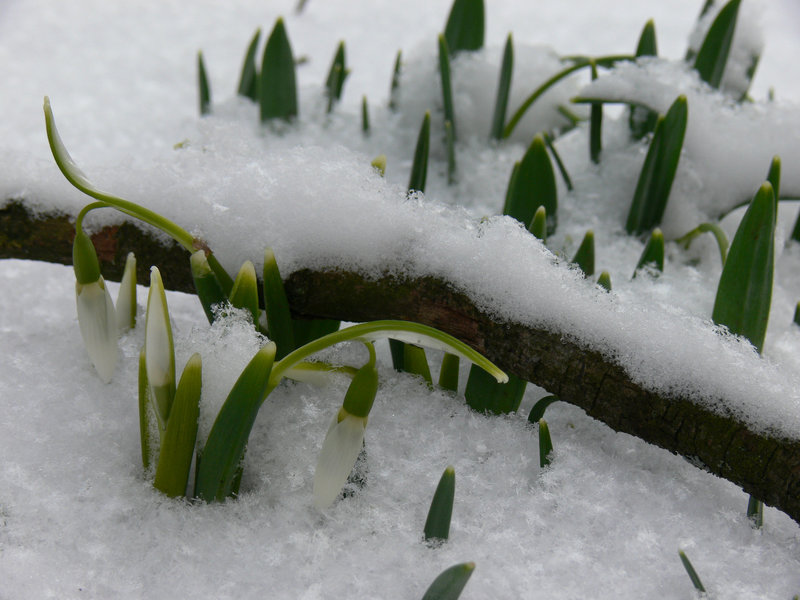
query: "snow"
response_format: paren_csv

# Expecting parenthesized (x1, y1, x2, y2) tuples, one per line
(2, 0, 800, 598)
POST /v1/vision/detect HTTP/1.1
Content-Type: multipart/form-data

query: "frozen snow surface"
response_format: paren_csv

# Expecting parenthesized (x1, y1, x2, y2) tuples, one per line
(2, 0, 800, 598)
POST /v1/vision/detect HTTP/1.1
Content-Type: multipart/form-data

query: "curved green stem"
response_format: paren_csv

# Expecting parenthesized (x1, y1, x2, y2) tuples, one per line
(269, 320, 507, 388)
(675, 222, 729, 265)
(44, 97, 196, 252)
(75, 201, 109, 232)
(502, 54, 633, 139)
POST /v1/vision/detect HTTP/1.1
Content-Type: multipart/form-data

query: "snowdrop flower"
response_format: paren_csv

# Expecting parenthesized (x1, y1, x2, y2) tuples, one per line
(145, 266, 176, 424)
(313, 344, 378, 508)
(73, 227, 117, 383)
(115, 252, 137, 331)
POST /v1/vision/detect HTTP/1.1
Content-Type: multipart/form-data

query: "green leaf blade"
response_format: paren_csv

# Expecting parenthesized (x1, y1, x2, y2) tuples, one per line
(438, 35, 456, 142)
(464, 367, 526, 415)
(503, 134, 557, 234)
(237, 29, 261, 101)
(443, 0, 484, 53)
(421, 562, 475, 600)
(625, 95, 688, 235)
(198, 51, 211, 116)
(489, 34, 513, 141)
(259, 18, 298, 122)
(693, 0, 741, 89)
(263, 248, 296, 359)
(712, 183, 776, 354)
(195, 343, 277, 502)
(154, 354, 202, 498)
(408, 112, 431, 193)
(424, 466, 455, 542)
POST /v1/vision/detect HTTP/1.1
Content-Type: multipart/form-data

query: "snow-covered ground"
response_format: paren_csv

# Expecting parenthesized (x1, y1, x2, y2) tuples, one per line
(2, 1, 800, 598)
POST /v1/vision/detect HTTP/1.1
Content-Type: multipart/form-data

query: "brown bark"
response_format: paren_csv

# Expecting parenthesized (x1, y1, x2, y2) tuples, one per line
(2, 198, 799, 523)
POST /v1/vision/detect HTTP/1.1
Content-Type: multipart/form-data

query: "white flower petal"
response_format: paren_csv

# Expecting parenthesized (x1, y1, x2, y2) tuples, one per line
(115, 252, 136, 331)
(313, 414, 366, 509)
(145, 267, 173, 387)
(76, 278, 118, 383)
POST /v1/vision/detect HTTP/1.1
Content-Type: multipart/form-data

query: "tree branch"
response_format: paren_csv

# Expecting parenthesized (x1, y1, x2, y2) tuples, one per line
(3, 198, 799, 524)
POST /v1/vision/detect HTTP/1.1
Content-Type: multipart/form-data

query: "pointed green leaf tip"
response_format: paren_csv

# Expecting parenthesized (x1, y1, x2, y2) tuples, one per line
(195, 343, 277, 502)
(630, 20, 659, 139)
(636, 19, 658, 57)
(190, 250, 227, 324)
(443, 0, 484, 53)
(597, 270, 612, 292)
(421, 562, 475, 600)
(625, 95, 687, 235)
(693, 0, 741, 89)
(529, 205, 547, 242)
(424, 466, 455, 542)
(503, 134, 557, 234)
(229, 260, 260, 327)
(572, 230, 595, 277)
(438, 34, 456, 141)
(237, 28, 261, 101)
(712, 182, 775, 355)
(154, 353, 202, 498)
(259, 17, 298, 122)
(678, 550, 706, 593)
(489, 33, 513, 141)
(408, 112, 431, 193)
(538, 419, 554, 468)
(263, 247, 296, 359)
(325, 41, 349, 112)
(198, 51, 211, 115)
(633, 228, 664, 277)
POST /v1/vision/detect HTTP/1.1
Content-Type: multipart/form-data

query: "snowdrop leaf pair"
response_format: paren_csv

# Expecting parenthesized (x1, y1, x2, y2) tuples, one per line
(153, 353, 202, 497)
(625, 95, 687, 235)
(325, 41, 349, 113)
(633, 228, 664, 277)
(196, 343, 277, 502)
(260, 18, 297, 122)
(503, 134, 557, 235)
(692, 0, 741, 90)
(712, 182, 776, 355)
(190, 250, 227, 324)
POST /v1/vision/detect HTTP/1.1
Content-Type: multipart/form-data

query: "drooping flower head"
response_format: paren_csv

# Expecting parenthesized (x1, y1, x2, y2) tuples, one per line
(73, 227, 117, 383)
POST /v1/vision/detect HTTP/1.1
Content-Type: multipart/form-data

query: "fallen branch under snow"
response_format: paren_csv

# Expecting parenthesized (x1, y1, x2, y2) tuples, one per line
(3, 198, 800, 524)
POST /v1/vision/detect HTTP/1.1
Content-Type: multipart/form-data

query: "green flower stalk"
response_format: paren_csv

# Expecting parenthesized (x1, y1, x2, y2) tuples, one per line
(145, 267, 176, 426)
(313, 343, 378, 508)
(73, 206, 118, 383)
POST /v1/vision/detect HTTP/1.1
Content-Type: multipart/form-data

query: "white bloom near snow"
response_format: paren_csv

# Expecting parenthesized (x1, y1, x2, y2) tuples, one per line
(75, 277, 118, 383)
(313, 409, 368, 509)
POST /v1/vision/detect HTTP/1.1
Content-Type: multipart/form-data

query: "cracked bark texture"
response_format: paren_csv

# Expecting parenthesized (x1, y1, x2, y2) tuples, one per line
(3, 199, 800, 523)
